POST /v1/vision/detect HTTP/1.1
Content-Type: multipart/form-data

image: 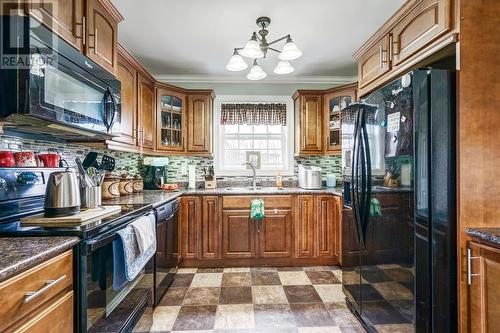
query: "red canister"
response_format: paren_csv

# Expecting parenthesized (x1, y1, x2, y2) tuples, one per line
(0, 151, 16, 167)
(38, 153, 61, 168)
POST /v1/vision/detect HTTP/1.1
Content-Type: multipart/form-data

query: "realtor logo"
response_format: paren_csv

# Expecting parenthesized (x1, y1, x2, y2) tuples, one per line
(1, 0, 56, 70)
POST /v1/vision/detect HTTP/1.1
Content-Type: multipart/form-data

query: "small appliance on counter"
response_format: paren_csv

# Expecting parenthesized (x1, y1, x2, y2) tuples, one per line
(203, 166, 216, 189)
(298, 165, 322, 190)
(143, 157, 169, 190)
(43, 168, 81, 217)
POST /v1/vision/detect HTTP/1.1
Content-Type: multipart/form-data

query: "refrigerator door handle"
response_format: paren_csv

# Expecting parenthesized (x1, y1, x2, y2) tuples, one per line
(360, 115, 372, 239)
(351, 108, 364, 247)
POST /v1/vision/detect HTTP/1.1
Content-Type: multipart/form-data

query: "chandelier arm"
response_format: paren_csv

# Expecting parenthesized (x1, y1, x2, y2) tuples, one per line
(268, 47, 281, 53)
(267, 34, 290, 46)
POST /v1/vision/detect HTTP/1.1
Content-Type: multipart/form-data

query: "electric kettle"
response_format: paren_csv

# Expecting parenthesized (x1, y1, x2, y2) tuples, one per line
(44, 169, 81, 217)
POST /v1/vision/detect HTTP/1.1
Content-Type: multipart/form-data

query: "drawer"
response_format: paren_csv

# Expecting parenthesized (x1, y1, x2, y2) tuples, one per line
(223, 195, 292, 209)
(12, 291, 74, 333)
(0, 250, 73, 332)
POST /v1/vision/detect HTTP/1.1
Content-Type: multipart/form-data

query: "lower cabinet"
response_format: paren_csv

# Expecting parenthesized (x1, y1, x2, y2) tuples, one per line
(179, 194, 341, 264)
(222, 210, 256, 259)
(468, 241, 500, 333)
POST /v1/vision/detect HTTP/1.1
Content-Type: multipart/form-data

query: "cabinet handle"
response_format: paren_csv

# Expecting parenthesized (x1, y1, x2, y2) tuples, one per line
(24, 275, 66, 304)
(467, 248, 480, 285)
(391, 37, 398, 58)
(88, 28, 97, 50)
(379, 45, 388, 69)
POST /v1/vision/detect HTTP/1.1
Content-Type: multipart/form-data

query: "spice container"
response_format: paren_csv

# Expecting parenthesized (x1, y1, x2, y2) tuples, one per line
(102, 174, 120, 199)
(132, 175, 144, 192)
(119, 174, 134, 195)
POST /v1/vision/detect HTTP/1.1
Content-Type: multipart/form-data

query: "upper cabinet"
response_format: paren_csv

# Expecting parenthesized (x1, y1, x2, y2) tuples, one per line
(293, 91, 323, 155)
(390, 0, 452, 67)
(85, 0, 119, 74)
(323, 84, 357, 154)
(27, 0, 84, 52)
(114, 53, 137, 146)
(187, 92, 214, 154)
(354, 0, 456, 96)
(138, 74, 155, 150)
(293, 83, 357, 156)
(156, 88, 186, 152)
(27, 0, 122, 76)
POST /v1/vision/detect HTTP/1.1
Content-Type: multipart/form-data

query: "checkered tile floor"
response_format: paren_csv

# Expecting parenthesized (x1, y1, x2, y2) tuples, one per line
(133, 266, 368, 333)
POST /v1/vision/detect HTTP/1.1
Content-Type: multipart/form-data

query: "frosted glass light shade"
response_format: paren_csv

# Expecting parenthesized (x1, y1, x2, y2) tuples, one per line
(240, 34, 264, 59)
(246, 63, 267, 80)
(273, 60, 294, 74)
(226, 53, 248, 71)
(279, 39, 302, 60)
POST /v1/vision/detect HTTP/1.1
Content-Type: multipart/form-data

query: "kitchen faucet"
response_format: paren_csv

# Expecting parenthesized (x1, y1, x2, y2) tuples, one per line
(243, 162, 257, 189)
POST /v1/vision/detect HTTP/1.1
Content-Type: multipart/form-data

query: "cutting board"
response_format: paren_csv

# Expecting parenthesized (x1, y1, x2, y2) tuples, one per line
(21, 205, 122, 227)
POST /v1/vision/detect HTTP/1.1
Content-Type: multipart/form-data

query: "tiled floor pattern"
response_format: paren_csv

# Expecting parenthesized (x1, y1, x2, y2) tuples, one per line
(134, 266, 377, 333)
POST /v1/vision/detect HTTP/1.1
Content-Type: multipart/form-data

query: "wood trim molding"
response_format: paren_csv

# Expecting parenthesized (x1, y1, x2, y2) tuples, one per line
(98, 0, 123, 22)
(117, 43, 155, 82)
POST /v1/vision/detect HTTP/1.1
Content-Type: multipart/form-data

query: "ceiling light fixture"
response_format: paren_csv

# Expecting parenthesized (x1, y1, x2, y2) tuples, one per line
(226, 17, 302, 80)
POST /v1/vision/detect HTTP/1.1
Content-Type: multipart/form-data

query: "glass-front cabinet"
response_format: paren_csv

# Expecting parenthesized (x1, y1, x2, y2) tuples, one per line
(157, 89, 186, 151)
(323, 85, 357, 153)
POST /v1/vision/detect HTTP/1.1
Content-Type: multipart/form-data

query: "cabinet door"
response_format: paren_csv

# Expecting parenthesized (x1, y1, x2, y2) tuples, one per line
(137, 75, 154, 149)
(201, 196, 221, 259)
(114, 55, 137, 145)
(187, 94, 212, 153)
(391, 0, 452, 66)
(469, 242, 500, 333)
(358, 35, 390, 88)
(295, 195, 315, 257)
(222, 210, 256, 258)
(157, 89, 185, 151)
(316, 195, 337, 257)
(85, 0, 118, 74)
(258, 209, 292, 258)
(333, 196, 342, 258)
(28, 0, 84, 51)
(180, 196, 201, 259)
(299, 96, 323, 154)
(323, 89, 356, 154)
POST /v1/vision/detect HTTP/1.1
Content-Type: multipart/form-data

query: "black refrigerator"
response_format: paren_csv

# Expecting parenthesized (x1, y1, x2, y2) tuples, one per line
(341, 69, 456, 333)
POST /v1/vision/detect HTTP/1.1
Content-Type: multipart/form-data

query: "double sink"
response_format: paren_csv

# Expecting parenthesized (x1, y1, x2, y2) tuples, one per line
(223, 187, 286, 192)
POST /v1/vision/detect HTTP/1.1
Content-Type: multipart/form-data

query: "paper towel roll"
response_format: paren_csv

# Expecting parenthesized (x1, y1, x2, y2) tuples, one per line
(188, 165, 196, 189)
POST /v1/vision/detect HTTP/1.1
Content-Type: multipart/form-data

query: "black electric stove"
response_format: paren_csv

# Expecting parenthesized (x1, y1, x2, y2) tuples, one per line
(0, 167, 155, 333)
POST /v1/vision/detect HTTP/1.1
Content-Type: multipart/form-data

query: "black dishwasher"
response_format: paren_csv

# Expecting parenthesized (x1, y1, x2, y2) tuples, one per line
(154, 198, 179, 306)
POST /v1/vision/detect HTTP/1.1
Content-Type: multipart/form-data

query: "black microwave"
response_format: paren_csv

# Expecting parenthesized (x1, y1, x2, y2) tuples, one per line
(0, 15, 121, 140)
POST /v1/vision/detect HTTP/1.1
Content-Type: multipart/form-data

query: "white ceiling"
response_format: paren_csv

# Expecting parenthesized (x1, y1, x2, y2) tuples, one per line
(113, 0, 405, 83)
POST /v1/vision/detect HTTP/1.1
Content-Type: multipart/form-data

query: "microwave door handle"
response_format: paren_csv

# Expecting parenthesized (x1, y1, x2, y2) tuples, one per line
(102, 88, 115, 132)
(108, 88, 117, 130)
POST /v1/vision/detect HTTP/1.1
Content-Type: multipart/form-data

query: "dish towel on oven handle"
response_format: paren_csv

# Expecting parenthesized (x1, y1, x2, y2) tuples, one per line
(131, 214, 156, 254)
(112, 213, 156, 290)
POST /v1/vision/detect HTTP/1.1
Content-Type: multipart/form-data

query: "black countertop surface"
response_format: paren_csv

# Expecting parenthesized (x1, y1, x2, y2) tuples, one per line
(467, 228, 500, 247)
(0, 236, 79, 282)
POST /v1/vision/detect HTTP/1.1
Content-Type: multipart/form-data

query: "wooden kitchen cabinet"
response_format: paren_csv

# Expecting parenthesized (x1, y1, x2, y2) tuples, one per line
(295, 195, 315, 257)
(258, 209, 293, 258)
(156, 88, 186, 152)
(468, 241, 500, 333)
(390, 0, 452, 67)
(357, 35, 390, 89)
(222, 210, 256, 259)
(187, 93, 214, 154)
(323, 84, 357, 154)
(85, 0, 119, 74)
(316, 195, 337, 257)
(180, 196, 201, 259)
(137, 74, 155, 150)
(293, 92, 323, 155)
(114, 53, 137, 146)
(201, 196, 221, 259)
(27, 0, 84, 52)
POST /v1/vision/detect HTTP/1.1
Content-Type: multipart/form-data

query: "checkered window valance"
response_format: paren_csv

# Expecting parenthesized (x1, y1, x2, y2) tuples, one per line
(220, 103, 287, 126)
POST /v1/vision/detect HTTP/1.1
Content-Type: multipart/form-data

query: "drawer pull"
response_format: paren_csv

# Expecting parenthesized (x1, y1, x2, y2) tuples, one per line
(23, 275, 66, 304)
(467, 248, 479, 285)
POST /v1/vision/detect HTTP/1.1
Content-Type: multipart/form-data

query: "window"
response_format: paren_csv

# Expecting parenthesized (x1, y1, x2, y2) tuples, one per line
(214, 96, 294, 176)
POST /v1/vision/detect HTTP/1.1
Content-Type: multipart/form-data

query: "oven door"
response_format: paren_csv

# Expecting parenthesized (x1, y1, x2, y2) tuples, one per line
(82, 219, 154, 332)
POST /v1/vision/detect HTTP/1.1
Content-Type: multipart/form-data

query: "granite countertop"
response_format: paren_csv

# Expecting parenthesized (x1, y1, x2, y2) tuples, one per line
(0, 236, 80, 282)
(467, 228, 500, 247)
(103, 187, 343, 208)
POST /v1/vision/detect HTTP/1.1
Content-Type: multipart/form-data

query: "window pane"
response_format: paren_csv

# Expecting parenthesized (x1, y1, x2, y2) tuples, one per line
(238, 137, 253, 149)
(268, 139, 281, 149)
(254, 125, 267, 134)
(224, 150, 239, 165)
(224, 125, 238, 134)
(254, 139, 267, 149)
(224, 139, 238, 149)
(268, 125, 282, 134)
(239, 124, 253, 134)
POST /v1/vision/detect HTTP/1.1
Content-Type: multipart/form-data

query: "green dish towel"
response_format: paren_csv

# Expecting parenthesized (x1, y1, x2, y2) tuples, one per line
(370, 198, 382, 217)
(250, 199, 265, 220)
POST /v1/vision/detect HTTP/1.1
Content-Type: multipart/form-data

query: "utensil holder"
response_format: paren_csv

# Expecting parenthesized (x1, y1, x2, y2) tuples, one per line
(81, 186, 102, 209)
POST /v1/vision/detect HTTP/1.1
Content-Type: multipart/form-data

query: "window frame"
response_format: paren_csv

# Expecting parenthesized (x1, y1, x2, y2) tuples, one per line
(214, 95, 294, 176)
